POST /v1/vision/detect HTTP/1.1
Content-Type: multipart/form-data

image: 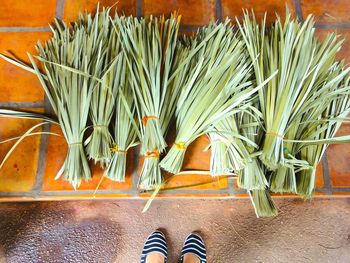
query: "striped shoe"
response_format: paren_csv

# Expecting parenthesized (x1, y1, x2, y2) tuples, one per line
(180, 233, 207, 263)
(140, 231, 168, 263)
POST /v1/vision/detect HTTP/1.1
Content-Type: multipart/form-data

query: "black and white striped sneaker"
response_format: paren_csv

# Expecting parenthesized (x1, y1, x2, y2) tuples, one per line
(180, 233, 207, 263)
(140, 230, 168, 263)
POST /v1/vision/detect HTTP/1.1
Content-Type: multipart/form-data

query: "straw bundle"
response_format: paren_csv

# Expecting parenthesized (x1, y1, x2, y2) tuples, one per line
(1, 9, 115, 188)
(207, 111, 252, 176)
(238, 103, 277, 217)
(85, 9, 120, 167)
(270, 62, 350, 196)
(114, 14, 185, 189)
(239, 11, 347, 172)
(103, 51, 139, 182)
(160, 20, 275, 175)
(239, 10, 350, 202)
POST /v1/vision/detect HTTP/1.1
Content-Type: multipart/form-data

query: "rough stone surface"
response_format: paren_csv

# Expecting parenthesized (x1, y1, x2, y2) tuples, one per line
(0, 198, 349, 262)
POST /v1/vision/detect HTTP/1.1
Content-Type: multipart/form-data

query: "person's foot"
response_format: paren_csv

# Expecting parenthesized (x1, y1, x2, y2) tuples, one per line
(180, 233, 207, 263)
(140, 231, 167, 263)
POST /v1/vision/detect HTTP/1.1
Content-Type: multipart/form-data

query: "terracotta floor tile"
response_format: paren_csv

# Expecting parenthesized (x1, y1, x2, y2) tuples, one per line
(0, 32, 52, 102)
(301, 0, 350, 25)
(315, 29, 350, 62)
(143, 0, 216, 26)
(0, 108, 44, 192)
(0, 0, 56, 27)
(182, 135, 211, 171)
(63, 0, 136, 23)
(327, 124, 350, 188)
(315, 162, 324, 188)
(42, 125, 133, 191)
(222, 0, 296, 24)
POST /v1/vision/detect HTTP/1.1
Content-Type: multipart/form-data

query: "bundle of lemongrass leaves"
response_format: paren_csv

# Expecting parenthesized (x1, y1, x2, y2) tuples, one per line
(114, 13, 190, 190)
(103, 51, 139, 182)
(84, 9, 119, 167)
(228, 10, 350, 216)
(0, 8, 139, 188)
(1, 6, 350, 217)
(28, 9, 114, 188)
(159, 20, 276, 175)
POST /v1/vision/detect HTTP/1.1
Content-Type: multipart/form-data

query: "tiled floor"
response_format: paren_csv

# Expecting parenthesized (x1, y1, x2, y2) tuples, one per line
(0, 0, 349, 200)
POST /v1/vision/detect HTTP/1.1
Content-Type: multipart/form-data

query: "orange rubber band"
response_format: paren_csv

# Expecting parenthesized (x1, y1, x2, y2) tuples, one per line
(142, 116, 159, 125)
(144, 151, 160, 158)
(266, 132, 284, 139)
(174, 141, 186, 150)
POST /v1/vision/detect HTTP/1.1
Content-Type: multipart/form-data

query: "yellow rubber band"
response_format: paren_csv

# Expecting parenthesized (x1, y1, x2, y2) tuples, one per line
(174, 141, 186, 150)
(110, 144, 127, 154)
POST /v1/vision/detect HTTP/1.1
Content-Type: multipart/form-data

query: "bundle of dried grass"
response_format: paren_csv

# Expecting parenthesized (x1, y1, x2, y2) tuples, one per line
(160, 20, 275, 175)
(1, 8, 113, 188)
(84, 8, 121, 167)
(103, 51, 139, 182)
(114, 14, 186, 189)
(238, 10, 350, 202)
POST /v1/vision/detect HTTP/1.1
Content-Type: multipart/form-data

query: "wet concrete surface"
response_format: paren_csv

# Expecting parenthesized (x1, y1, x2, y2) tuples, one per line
(0, 198, 349, 263)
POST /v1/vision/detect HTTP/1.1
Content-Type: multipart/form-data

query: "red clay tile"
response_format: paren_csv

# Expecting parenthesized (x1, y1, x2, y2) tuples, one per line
(42, 125, 134, 191)
(315, 29, 350, 62)
(301, 0, 350, 25)
(222, 0, 296, 24)
(143, 0, 216, 26)
(183, 135, 211, 171)
(327, 124, 350, 188)
(0, 108, 44, 192)
(63, 0, 136, 23)
(315, 162, 324, 188)
(0, 0, 56, 27)
(0, 32, 52, 102)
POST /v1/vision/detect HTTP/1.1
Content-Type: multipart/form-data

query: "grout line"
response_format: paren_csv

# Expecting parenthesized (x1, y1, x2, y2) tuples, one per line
(31, 91, 53, 196)
(0, 101, 45, 108)
(215, 0, 223, 22)
(179, 25, 200, 33)
(56, 0, 66, 20)
(315, 23, 350, 30)
(0, 192, 35, 197)
(293, 0, 303, 21)
(227, 177, 236, 196)
(31, 124, 50, 196)
(0, 27, 51, 32)
(329, 187, 350, 192)
(321, 153, 332, 195)
(131, 145, 140, 196)
(136, 0, 143, 18)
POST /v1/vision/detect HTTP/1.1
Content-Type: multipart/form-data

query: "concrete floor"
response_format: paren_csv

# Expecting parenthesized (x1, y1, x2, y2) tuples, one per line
(0, 198, 349, 263)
